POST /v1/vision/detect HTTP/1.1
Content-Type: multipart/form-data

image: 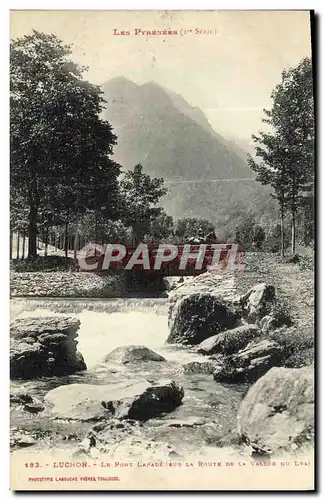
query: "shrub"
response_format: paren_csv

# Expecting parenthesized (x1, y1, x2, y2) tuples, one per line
(11, 256, 76, 272)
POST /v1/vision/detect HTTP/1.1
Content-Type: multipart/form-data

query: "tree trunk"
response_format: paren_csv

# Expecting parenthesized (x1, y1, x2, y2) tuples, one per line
(64, 218, 68, 258)
(22, 231, 26, 260)
(280, 210, 285, 259)
(131, 226, 138, 247)
(16, 232, 20, 260)
(94, 212, 98, 256)
(74, 232, 78, 261)
(10, 230, 13, 260)
(44, 227, 49, 257)
(28, 203, 38, 259)
(291, 210, 296, 255)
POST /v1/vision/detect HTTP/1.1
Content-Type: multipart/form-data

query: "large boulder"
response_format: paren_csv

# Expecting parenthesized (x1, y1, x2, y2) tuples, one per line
(198, 324, 260, 355)
(240, 283, 276, 322)
(103, 345, 165, 364)
(213, 339, 284, 383)
(10, 316, 86, 379)
(237, 366, 314, 455)
(45, 379, 184, 422)
(11, 316, 81, 338)
(166, 293, 239, 345)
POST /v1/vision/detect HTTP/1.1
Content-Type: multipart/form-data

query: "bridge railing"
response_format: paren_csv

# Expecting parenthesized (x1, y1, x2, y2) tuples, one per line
(76, 243, 245, 276)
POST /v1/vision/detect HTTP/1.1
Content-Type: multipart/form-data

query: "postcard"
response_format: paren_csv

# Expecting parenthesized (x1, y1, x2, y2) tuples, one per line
(10, 10, 315, 491)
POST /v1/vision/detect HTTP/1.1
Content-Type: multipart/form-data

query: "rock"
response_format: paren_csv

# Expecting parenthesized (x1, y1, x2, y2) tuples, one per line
(166, 293, 239, 345)
(45, 379, 184, 421)
(10, 316, 86, 379)
(237, 366, 314, 455)
(183, 360, 221, 375)
(258, 315, 278, 334)
(12, 433, 37, 448)
(103, 345, 165, 364)
(240, 283, 276, 322)
(269, 326, 314, 364)
(80, 419, 145, 456)
(158, 417, 207, 428)
(72, 419, 177, 459)
(10, 391, 34, 405)
(213, 339, 284, 383)
(23, 337, 37, 344)
(94, 435, 179, 459)
(286, 254, 301, 264)
(92, 419, 143, 435)
(258, 304, 292, 334)
(208, 429, 241, 448)
(38, 333, 77, 345)
(73, 433, 97, 457)
(198, 324, 260, 355)
(10, 271, 124, 298)
(87, 417, 181, 459)
(11, 316, 80, 339)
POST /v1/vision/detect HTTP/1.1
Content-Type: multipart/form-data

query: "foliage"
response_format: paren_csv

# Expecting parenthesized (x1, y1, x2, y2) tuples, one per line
(262, 222, 290, 253)
(10, 255, 76, 272)
(10, 30, 120, 258)
(119, 164, 167, 243)
(148, 211, 174, 241)
(252, 225, 266, 250)
(174, 217, 215, 240)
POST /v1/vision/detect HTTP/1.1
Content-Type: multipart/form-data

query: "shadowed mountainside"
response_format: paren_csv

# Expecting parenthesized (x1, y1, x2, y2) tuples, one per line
(102, 77, 274, 226)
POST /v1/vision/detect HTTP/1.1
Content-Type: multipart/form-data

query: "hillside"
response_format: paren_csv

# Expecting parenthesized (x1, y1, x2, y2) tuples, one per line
(102, 77, 270, 227)
(102, 77, 252, 179)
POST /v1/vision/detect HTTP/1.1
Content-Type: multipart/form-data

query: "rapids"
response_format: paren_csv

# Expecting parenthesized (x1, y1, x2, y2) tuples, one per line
(10, 298, 247, 457)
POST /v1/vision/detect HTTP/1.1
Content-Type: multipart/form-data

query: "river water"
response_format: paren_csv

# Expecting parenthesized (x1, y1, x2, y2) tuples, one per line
(10, 298, 247, 458)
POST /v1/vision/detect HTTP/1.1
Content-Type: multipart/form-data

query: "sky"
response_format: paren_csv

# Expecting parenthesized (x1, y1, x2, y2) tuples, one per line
(10, 10, 312, 145)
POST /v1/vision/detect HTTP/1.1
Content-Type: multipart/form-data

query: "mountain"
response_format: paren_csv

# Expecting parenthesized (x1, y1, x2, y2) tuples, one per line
(102, 77, 252, 180)
(101, 77, 268, 228)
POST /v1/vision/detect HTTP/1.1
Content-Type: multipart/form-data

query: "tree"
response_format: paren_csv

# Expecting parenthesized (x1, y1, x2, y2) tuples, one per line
(148, 211, 174, 241)
(174, 218, 215, 241)
(233, 214, 256, 250)
(252, 225, 266, 250)
(10, 30, 120, 258)
(248, 135, 290, 257)
(248, 57, 314, 256)
(119, 164, 167, 244)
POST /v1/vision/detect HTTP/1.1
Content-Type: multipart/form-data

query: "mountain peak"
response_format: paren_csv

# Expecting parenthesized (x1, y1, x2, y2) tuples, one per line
(141, 80, 163, 88)
(103, 76, 139, 92)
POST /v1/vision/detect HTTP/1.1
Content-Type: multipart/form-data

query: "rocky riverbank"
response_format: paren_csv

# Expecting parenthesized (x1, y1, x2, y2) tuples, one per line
(10, 270, 172, 298)
(10, 271, 124, 298)
(10, 316, 86, 379)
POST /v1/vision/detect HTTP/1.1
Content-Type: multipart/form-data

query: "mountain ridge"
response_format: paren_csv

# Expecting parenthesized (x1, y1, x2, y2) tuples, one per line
(102, 77, 253, 181)
(101, 77, 262, 223)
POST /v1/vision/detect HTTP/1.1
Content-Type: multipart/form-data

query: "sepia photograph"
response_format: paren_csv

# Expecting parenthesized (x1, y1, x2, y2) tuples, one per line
(9, 9, 315, 491)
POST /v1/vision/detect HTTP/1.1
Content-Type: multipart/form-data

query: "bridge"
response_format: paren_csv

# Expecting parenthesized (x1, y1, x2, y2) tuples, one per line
(78, 243, 245, 277)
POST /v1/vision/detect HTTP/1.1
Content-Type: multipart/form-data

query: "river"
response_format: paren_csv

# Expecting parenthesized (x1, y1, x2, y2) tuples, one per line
(10, 297, 247, 458)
